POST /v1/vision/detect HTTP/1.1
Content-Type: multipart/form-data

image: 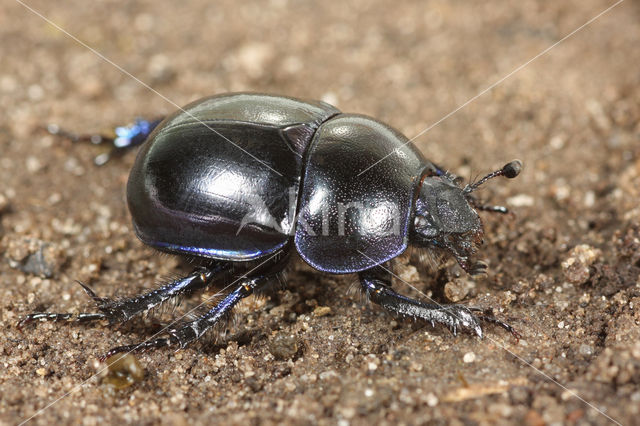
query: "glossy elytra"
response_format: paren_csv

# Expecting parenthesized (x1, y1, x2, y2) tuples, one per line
(22, 93, 523, 358)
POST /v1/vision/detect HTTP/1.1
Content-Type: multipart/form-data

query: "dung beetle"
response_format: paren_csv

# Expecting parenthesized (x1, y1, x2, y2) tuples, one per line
(22, 93, 522, 358)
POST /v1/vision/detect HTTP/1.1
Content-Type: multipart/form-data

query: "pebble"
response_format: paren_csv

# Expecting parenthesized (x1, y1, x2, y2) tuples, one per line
(463, 352, 476, 363)
(268, 333, 299, 360)
(444, 278, 474, 302)
(425, 392, 438, 407)
(4, 236, 66, 278)
(313, 306, 332, 317)
(507, 194, 534, 207)
(148, 54, 176, 85)
(561, 244, 602, 285)
(236, 42, 274, 79)
(101, 354, 145, 390)
(26, 156, 43, 173)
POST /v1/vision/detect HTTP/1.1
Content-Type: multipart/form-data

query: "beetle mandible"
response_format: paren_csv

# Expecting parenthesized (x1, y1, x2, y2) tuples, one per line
(22, 93, 522, 357)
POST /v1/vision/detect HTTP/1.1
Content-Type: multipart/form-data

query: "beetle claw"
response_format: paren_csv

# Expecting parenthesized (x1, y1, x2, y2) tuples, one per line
(477, 309, 521, 341)
(474, 324, 483, 338)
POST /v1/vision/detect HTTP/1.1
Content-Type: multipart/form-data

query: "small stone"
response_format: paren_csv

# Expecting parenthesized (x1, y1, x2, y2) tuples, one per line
(561, 244, 602, 285)
(463, 352, 476, 363)
(313, 306, 332, 317)
(27, 84, 44, 100)
(444, 278, 474, 302)
(101, 354, 145, 390)
(4, 236, 66, 278)
(148, 54, 176, 85)
(365, 354, 380, 372)
(579, 344, 594, 357)
(236, 42, 274, 79)
(426, 392, 438, 407)
(268, 333, 299, 360)
(507, 194, 534, 207)
(26, 156, 43, 173)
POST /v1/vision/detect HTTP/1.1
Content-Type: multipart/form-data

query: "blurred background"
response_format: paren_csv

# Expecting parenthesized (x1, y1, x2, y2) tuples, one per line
(1, 0, 639, 424)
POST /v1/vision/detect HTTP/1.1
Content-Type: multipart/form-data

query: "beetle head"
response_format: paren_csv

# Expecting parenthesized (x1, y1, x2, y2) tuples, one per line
(412, 160, 522, 275)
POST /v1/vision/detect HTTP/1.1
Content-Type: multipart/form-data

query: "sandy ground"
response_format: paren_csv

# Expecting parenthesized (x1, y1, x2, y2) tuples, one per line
(1, 0, 640, 424)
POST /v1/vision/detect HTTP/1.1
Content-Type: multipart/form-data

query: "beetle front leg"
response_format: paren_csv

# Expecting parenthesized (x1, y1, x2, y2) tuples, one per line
(359, 266, 484, 337)
(359, 267, 519, 338)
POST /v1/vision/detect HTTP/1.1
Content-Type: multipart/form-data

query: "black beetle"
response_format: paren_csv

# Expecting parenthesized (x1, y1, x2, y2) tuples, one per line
(22, 93, 522, 357)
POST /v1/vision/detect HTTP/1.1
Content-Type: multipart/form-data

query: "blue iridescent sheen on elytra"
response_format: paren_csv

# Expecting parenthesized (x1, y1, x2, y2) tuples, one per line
(114, 118, 162, 149)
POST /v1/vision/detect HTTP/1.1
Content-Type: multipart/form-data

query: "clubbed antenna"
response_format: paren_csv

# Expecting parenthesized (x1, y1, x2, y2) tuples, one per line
(463, 160, 522, 194)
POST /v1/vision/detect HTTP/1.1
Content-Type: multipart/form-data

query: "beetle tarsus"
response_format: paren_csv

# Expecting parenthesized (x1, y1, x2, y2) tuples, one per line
(46, 117, 162, 165)
(99, 337, 176, 361)
(476, 310, 521, 341)
(18, 312, 107, 329)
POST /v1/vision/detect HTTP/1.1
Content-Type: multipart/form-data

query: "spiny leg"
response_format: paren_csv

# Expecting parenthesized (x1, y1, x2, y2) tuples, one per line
(359, 266, 517, 337)
(47, 117, 163, 165)
(102, 249, 291, 358)
(19, 262, 230, 327)
(18, 312, 106, 325)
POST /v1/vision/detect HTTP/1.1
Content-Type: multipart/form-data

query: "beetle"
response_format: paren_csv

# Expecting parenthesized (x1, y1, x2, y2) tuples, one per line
(22, 93, 522, 358)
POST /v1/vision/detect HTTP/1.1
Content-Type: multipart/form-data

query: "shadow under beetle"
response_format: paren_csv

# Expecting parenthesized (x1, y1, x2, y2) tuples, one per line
(21, 93, 522, 358)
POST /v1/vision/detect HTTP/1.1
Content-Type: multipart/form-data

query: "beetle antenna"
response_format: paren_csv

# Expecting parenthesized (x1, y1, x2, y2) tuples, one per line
(463, 160, 522, 194)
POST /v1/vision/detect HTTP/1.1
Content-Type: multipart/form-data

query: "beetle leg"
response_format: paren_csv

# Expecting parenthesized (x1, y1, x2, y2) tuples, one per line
(17, 312, 107, 327)
(101, 249, 291, 358)
(46, 117, 163, 165)
(359, 267, 484, 337)
(88, 264, 231, 324)
(18, 263, 230, 328)
(100, 275, 268, 358)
